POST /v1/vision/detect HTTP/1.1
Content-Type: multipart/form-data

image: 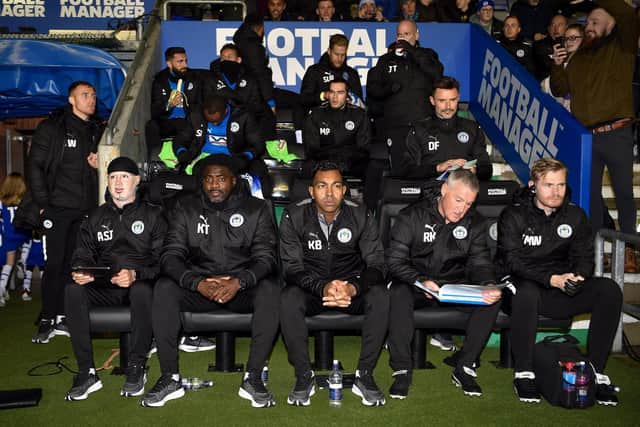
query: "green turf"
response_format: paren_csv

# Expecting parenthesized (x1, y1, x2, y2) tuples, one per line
(1, 290, 639, 427)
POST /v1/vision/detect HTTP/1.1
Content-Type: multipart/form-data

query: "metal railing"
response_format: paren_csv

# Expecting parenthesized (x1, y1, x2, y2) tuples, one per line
(594, 228, 640, 351)
(96, 6, 164, 200)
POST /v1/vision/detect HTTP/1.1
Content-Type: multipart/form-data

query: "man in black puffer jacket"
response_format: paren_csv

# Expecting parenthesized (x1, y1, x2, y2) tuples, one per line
(394, 77, 492, 180)
(300, 33, 364, 110)
(25, 81, 104, 345)
(386, 170, 502, 400)
(142, 155, 280, 409)
(64, 157, 166, 402)
(207, 43, 276, 141)
(497, 158, 622, 406)
(279, 162, 388, 407)
(302, 79, 370, 179)
(146, 47, 202, 155)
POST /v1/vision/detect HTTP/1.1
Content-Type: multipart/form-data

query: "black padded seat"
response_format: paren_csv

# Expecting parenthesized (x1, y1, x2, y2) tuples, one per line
(89, 306, 132, 332)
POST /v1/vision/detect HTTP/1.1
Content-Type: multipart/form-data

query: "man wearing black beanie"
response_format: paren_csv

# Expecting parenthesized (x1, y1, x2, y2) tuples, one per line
(64, 156, 167, 401)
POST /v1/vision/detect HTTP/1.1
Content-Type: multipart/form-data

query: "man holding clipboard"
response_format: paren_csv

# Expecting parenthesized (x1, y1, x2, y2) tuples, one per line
(386, 170, 502, 399)
(64, 157, 167, 401)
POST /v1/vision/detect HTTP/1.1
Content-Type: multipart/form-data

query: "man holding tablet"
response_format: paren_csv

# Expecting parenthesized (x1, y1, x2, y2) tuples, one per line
(64, 157, 167, 401)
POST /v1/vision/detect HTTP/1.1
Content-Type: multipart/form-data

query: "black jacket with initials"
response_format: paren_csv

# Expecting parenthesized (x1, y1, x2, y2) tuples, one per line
(496, 189, 593, 288)
(303, 103, 370, 166)
(386, 195, 495, 286)
(366, 42, 443, 125)
(161, 186, 277, 291)
(172, 107, 263, 165)
(279, 199, 386, 297)
(299, 52, 364, 110)
(398, 115, 492, 179)
(71, 196, 167, 281)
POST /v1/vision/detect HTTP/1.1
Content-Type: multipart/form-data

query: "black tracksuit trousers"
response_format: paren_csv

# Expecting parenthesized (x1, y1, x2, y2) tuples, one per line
(65, 280, 154, 372)
(280, 285, 389, 376)
(506, 277, 622, 373)
(152, 276, 280, 375)
(388, 283, 501, 371)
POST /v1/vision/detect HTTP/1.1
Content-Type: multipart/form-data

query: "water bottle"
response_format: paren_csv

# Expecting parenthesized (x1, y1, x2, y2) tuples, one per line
(181, 377, 213, 391)
(329, 359, 343, 407)
(560, 362, 576, 408)
(574, 362, 590, 408)
(261, 366, 269, 386)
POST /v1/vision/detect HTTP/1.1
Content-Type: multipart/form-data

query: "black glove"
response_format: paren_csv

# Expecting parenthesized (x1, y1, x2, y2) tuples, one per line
(563, 279, 583, 297)
(176, 150, 192, 166)
(395, 39, 415, 54)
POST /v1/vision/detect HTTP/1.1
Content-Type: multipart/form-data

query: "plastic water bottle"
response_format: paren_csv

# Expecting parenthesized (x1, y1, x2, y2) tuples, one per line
(329, 359, 343, 407)
(560, 362, 576, 408)
(181, 377, 213, 391)
(261, 366, 269, 386)
(574, 362, 590, 408)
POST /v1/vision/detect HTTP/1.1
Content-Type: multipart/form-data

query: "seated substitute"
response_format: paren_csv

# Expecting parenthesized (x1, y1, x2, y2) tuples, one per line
(302, 78, 370, 179)
(146, 47, 201, 156)
(497, 158, 622, 406)
(300, 33, 364, 111)
(163, 94, 271, 196)
(386, 170, 502, 399)
(64, 157, 166, 401)
(279, 162, 388, 407)
(393, 76, 492, 180)
(207, 43, 276, 142)
(142, 155, 280, 408)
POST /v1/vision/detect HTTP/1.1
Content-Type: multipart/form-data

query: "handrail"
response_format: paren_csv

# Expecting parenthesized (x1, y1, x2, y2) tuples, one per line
(594, 228, 640, 352)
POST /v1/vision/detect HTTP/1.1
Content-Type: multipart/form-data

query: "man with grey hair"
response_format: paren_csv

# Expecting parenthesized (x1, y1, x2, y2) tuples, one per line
(386, 169, 502, 399)
(550, 0, 639, 272)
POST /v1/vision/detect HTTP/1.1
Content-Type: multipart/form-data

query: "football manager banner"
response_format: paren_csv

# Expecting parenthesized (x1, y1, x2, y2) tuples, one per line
(161, 21, 471, 101)
(0, 0, 153, 32)
(468, 24, 591, 210)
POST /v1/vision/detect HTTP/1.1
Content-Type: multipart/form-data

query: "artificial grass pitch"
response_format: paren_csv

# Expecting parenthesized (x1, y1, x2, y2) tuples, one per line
(1, 292, 640, 426)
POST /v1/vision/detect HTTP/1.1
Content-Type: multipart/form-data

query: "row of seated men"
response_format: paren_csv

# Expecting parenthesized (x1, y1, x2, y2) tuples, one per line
(62, 154, 622, 410)
(145, 16, 492, 210)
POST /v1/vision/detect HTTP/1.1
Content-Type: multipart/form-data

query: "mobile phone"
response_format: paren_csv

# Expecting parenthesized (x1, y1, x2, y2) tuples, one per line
(72, 266, 111, 276)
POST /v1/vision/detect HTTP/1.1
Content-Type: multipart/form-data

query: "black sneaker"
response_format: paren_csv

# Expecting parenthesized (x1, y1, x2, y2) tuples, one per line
(121, 364, 147, 397)
(54, 317, 71, 337)
(389, 370, 411, 400)
(352, 369, 385, 406)
(443, 351, 480, 369)
(513, 371, 541, 403)
(32, 318, 55, 344)
(238, 371, 275, 408)
(595, 373, 619, 406)
(430, 333, 456, 351)
(65, 371, 103, 401)
(287, 370, 315, 406)
(141, 374, 185, 407)
(452, 365, 482, 397)
(178, 336, 216, 353)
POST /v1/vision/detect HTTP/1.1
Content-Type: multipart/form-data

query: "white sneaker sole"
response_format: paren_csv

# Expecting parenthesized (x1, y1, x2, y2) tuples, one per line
(121, 374, 147, 397)
(65, 380, 103, 401)
(286, 385, 315, 406)
(32, 330, 55, 344)
(513, 385, 541, 403)
(597, 399, 618, 406)
(430, 337, 456, 351)
(389, 393, 407, 400)
(54, 329, 71, 337)
(141, 387, 185, 407)
(178, 344, 216, 353)
(352, 384, 385, 406)
(238, 387, 275, 408)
